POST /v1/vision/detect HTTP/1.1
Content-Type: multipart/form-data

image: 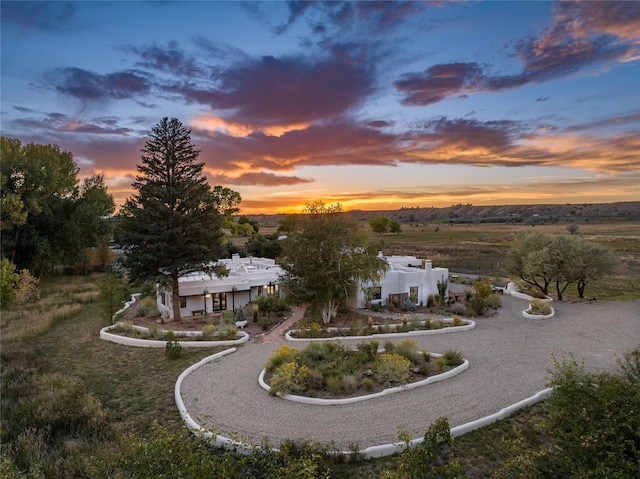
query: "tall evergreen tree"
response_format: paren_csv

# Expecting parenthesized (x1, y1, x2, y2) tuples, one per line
(118, 118, 231, 320)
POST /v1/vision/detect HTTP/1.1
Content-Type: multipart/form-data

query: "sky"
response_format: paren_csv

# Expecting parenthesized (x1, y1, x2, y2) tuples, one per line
(1, 1, 639, 214)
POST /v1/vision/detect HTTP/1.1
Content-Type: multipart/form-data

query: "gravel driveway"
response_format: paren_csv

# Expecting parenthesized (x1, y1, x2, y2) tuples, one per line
(179, 295, 640, 450)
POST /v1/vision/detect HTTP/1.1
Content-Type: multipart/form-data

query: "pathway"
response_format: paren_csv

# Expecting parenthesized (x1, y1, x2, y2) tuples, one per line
(179, 296, 640, 451)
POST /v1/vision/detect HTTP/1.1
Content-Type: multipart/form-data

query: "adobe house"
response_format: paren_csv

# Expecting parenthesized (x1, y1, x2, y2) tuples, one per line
(349, 253, 449, 309)
(156, 254, 282, 320)
(157, 252, 448, 319)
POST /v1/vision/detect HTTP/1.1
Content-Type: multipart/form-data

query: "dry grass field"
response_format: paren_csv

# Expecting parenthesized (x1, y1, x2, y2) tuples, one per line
(253, 218, 640, 301)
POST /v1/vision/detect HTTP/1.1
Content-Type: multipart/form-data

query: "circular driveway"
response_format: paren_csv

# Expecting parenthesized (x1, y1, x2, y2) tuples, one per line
(179, 296, 640, 450)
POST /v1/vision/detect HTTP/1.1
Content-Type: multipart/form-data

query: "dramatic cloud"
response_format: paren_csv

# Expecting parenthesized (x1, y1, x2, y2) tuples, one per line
(396, 1, 640, 105)
(126, 41, 205, 77)
(178, 55, 374, 128)
(45, 67, 151, 102)
(395, 63, 486, 106)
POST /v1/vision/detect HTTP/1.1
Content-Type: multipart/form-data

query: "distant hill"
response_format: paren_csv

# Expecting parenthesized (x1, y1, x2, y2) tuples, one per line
(245, 201, 640, 225)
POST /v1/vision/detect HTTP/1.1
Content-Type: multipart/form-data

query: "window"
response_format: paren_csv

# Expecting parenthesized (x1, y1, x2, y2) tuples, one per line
(212, 292, 227, 311)
(160, 293, 166, 306)
(267, 284, 278, 295)
(257, 286, 263, 297)
(409, 286, 418, 303)
(179, 296, 186, 308)
(367, 286, 382, 300)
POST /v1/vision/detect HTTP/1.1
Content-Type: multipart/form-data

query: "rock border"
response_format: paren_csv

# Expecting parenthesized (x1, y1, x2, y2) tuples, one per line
(258, 352, 469, 405)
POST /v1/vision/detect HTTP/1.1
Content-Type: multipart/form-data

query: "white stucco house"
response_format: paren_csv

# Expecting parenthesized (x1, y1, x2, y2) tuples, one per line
(156, 254, 282, 319)
(157, 252, 448, 319)
(347, 253, 449, 309)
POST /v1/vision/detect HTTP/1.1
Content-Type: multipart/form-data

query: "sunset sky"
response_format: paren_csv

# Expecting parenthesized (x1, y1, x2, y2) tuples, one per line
(2, 1, 639, 214)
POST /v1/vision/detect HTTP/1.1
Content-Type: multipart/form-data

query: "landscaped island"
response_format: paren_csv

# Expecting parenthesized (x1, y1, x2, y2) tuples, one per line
(261, 340, 466, 401)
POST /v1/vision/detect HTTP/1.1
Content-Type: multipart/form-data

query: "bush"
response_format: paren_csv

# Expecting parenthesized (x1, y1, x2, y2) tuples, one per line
(401, 299, 417, 311)
(254, 294, 288, 314)
(0, 258, 18, 307)
(442, 349, 464, 367)
(201, 324, 216, 338)
(165, 331, 182, 359)
(449, 302, 467, 316)
(529, 299, 552, 315)
(265, 345, 300, 373)
(136, 296, 159, 318)
(219, 325, 238, 340)
(374, 353, 412, 387)
(395, 339, 420, 363)
(496, 351, 640, 478)
(270, 362, 308, 396)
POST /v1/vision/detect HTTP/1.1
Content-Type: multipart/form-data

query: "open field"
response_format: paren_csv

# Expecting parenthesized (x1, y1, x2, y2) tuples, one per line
(254, 218, 640, 301)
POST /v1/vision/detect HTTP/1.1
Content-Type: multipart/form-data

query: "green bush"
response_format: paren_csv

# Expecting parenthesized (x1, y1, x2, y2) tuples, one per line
(381, 417, 464, 478)
(136, 296, 159, 318)
(219, 325, 238, 340)
(495, 351, 640, 478)
(374, 353, 412, 387)
(164, 331, 182, 359)
(1, 258, 19, 307)
(528, 298, 552, 315)
(442, 350, 464, 367)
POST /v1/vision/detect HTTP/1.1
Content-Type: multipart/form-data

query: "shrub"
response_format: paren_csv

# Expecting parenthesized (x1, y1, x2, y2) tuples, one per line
(265, 345, 300, 372)
(234, 308, 247, 323)
(449, 302, 467, 316)
(325, 375, 342, 394)
(165, 331, 182, 359)
(270, 362, 308, 396)
(201, 324, 216, 338)
(529, 299, 552, 315)
(435, 356, 447, 371)
(342, 375, 358, 393)
(362, 378, 375, 392)
(374, 353, 412, 387)
(219, 325, 238, 340)
(452, 315, 463, 327)
(401, 299, 416, 311)
(356, 341, 379, 362)
(442, 349, 464, 367)
(496, 351, 640, 478)
(136, 296, 159, 318)
(484, 293, 502, 310)
(395, 339, 420, 363)
(14, 269, 39, 304)
(254, 294, 288, 314)
(1, 258, 18, 307)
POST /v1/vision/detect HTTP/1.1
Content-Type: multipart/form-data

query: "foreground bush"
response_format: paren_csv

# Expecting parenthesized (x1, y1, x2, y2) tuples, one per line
(494, 350, 640, 478)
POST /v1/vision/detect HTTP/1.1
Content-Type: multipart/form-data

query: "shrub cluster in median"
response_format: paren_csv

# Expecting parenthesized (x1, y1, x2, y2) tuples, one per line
(264, 340, 463, 398)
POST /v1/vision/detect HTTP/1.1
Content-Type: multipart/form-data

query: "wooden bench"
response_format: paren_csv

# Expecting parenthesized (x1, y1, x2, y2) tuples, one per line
(191, 309, 205, 316)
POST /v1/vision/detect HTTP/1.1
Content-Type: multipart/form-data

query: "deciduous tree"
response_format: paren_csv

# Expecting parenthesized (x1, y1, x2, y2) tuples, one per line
(0, 138, 114, 276)
(369, 215, 390, 235)
(117, 118, 231, 320)
(279, 201, 387, 324)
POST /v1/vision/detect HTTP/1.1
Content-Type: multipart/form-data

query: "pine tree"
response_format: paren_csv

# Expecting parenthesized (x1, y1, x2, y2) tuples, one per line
(118, 118, 232, 320)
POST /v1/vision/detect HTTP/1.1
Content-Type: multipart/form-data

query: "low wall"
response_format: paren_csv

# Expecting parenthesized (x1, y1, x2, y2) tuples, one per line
(285, 318, 475, 342)
(100, 323, 250, 348)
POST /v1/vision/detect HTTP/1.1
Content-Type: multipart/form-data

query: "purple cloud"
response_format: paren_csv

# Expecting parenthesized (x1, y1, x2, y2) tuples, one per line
(209, 171, 314, 187)
(177, 55, 374, 127)
(395, 1, 640, 106)
(45, 67, 151, 102)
